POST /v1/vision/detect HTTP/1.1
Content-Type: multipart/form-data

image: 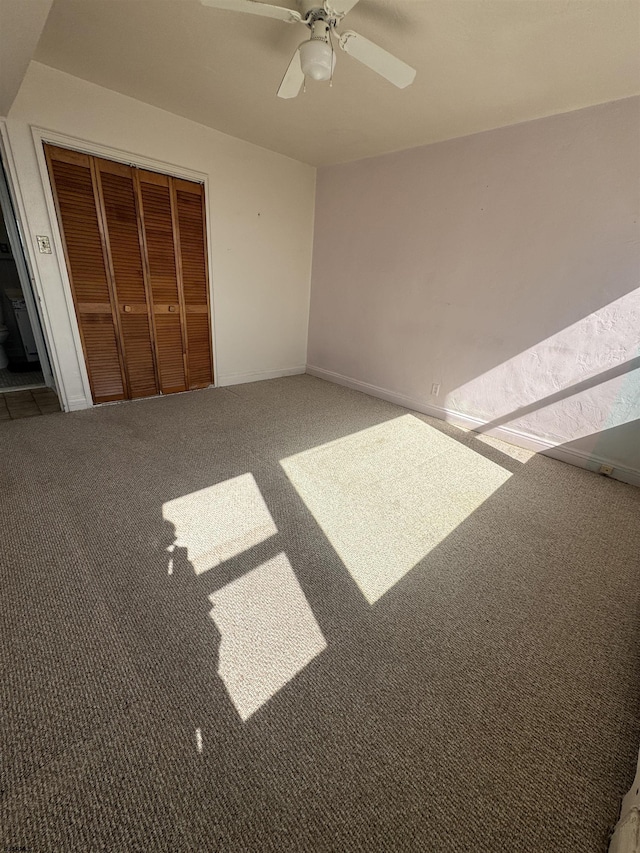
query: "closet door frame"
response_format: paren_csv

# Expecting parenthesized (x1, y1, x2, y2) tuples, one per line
(31, 126, 217, 409)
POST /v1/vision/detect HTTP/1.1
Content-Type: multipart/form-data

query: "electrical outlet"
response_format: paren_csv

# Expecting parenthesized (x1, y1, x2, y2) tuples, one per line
(431, 383, 440, 397)
(599, 464, 614, 476)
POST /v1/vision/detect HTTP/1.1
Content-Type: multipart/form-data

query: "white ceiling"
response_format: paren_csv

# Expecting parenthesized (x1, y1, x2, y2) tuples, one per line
(33, 0, 640, 166)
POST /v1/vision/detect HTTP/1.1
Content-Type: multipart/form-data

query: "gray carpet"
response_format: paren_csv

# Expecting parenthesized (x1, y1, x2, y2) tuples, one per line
(1, 374, 639, 852)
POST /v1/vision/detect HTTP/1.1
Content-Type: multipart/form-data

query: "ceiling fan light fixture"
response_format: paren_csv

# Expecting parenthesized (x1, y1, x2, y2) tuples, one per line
(300, 38, 334, 82)
(200, 0, 417, 99)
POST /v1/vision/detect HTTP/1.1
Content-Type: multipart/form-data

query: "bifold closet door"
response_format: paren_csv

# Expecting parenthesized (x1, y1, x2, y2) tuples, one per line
(44, 145, 127, 403)
(174, 179, 213, 389)
(45, 144, 214, 404)
(137, 170, 188, 395)
(94, 157, 159, 399)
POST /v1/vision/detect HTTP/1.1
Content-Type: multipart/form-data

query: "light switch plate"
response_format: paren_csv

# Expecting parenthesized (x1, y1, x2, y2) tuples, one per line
(37, 235, 52, 254)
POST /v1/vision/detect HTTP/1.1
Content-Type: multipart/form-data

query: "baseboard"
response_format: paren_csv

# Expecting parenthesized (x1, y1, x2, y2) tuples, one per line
(306, 365, 640, 488)
(218, 366, 306, 387)
(609, 810, 640, 853)
(543, 443, 640, 487)
(63, 368, 307, 407)
(611, 754, 640, 852)
(66, 395, 91, 412)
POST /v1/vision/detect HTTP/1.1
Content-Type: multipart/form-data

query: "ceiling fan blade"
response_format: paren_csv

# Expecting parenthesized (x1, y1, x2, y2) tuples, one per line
(277, 48, 305, 99)
(338, 30, 416, 88)
(200, 0, 302, 24)
(324, 0, 361, 17)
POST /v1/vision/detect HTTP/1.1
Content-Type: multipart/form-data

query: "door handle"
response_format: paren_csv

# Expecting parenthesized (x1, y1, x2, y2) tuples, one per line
(123, 305, 132, 313)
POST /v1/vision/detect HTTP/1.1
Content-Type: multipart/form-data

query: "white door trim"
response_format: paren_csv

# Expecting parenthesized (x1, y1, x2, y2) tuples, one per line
(0, 122, 60, 397)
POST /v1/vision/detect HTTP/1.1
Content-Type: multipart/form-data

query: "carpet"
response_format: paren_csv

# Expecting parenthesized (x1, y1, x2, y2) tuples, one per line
(1, 374, 639, 852)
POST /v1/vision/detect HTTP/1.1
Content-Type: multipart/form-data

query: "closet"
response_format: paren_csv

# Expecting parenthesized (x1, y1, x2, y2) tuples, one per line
(44, 144, 214, 404)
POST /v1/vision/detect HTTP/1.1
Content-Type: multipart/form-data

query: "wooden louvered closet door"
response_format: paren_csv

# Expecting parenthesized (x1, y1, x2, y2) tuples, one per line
(45, 146, 127, 403)
(95, 157, 159, 399)
(45, 144, 214, 404)
(174, 179, 213, 389)
(137, 170, 188, 395)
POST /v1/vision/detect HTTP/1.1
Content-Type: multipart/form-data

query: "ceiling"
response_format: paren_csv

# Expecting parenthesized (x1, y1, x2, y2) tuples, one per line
(33, 0, 640, 166)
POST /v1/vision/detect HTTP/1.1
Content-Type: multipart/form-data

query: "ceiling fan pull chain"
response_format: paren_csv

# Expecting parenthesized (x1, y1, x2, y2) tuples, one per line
(329, 24, 335, 87)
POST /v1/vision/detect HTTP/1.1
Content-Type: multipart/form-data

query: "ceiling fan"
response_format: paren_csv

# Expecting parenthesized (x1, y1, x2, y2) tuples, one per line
(200, 0, 417, 98)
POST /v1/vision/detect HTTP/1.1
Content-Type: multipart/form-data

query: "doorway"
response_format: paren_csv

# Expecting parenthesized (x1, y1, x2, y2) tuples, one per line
(0, 156, 55, 396)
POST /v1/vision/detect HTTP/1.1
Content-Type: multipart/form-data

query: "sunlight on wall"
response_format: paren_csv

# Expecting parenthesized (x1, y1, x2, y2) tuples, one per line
(209, 553, 327, 721)
(162, 473, 277, 574)
(446, 288, 640, 444)
(280, 415, 512, 605)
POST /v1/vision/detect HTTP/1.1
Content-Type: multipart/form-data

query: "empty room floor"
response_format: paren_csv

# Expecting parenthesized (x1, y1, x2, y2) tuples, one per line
(1, 375, 639, 852)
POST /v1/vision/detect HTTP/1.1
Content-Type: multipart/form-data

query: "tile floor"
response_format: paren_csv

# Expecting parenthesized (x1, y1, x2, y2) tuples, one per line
(0, 387, 61, 420)
(0, 366, 45, 389)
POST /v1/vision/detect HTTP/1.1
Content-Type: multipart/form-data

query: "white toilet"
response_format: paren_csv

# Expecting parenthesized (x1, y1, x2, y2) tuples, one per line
(0, 324, 8, 369)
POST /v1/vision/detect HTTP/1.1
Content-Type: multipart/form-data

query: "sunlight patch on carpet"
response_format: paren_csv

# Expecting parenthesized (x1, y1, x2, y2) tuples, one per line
(280, 414, 512, 604)
(209, 553, 326, 721)
(162, 473, 277, 575)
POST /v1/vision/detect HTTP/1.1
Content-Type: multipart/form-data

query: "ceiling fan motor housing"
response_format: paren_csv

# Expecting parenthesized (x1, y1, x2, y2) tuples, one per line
(298, 1, 331, 23)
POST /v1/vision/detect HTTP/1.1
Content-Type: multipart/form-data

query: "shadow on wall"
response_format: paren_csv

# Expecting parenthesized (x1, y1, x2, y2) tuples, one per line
(472, 355, 640, 438)
(558, 419, 640, 474)
(445, 288, 640, 475)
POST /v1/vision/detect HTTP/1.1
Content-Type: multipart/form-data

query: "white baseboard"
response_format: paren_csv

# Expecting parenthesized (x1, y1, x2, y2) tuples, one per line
(611, 752, 640, 851)
(66, 395, 91, 412)
(63, 368, 307, 408)
(306, 365, 640, 488)
(610, 810, 640, 853)
(218, 366, 306, 387)
(614, 752, 640, 853)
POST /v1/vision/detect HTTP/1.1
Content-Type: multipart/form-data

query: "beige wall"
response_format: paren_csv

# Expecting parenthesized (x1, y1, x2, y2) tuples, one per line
(5, 62, 316, 409)
(0, 0, 53, 116)
(308, 97, 640, 481)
